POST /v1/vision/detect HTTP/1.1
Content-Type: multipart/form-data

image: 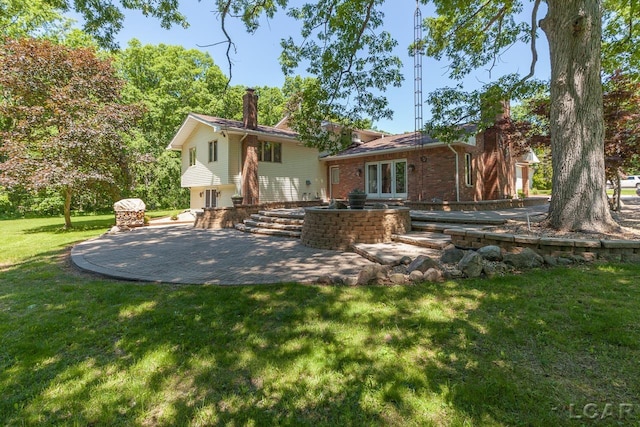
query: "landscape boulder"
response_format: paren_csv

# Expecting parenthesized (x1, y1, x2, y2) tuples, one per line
(407, 255, 439, 273)
(440, 244, 465, 264)
(424, 268, 443, 282)
(356, 264, 389, 285)
(458, 251, 484, 278)
(477, 245, 503, 261)
(503, 248, 544, 269)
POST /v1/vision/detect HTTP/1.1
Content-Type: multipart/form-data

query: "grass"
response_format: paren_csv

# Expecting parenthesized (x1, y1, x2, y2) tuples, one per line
(1, 216, 640, 426)
(533, 188, 638, 197)
(607, 188, 639, 196)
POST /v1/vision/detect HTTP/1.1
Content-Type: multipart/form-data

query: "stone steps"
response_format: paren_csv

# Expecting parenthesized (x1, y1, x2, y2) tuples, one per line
(411, 221, 494, 233)
(392, 231, 451, 250)
(235, 208, 305, 238)
(234, 223, 302, 238)
(250, 213, 304, 225)
(243, 219, 303, 232)
(410, 212, 506, 226)
(258, 209, 305, 220)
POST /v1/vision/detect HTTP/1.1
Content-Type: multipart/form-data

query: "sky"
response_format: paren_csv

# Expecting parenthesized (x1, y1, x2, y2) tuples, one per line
(84, 1, 551, 135)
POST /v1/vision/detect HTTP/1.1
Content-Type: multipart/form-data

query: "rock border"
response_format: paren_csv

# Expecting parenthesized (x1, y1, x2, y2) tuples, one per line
(444, 228, 640, 263)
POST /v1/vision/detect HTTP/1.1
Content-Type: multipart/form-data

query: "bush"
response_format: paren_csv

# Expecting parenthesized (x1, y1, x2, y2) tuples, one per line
(0, 192, 15, 216)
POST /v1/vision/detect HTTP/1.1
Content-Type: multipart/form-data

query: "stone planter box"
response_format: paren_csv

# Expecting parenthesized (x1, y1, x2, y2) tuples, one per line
(301, 207, 411, 251)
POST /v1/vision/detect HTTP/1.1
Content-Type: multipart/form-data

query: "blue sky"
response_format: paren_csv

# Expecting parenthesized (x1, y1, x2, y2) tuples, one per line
(95, 1, 551, 135)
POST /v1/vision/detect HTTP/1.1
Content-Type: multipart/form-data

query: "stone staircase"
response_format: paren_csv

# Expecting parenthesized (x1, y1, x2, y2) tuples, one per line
(234, 208, 507, 251)
(390, 213, 505, 250)
(234, 208, 305, 238)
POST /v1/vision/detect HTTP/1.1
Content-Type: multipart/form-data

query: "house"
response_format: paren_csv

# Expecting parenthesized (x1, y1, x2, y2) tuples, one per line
(322, 103, 537, 203)
(167, 88, 328, 208)
(168, 89, 535, 210)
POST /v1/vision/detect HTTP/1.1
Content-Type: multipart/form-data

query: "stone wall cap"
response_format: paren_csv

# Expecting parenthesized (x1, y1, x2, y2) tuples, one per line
(483, 232, 515, 242)
(465, 230, 486, 238)
(601, 239, 640, 248)
(514, 235, 540, 244)
(573, 239, 602, 248)
(539, 237, 575, 246)
(444, 228, 467, 236)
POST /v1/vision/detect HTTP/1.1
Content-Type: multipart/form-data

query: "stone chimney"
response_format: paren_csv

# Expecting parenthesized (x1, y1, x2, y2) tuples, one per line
(243, 88, 258, 130)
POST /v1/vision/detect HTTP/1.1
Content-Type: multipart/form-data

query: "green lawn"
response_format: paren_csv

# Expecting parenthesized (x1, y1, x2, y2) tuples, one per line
(1, 216, 639, 426)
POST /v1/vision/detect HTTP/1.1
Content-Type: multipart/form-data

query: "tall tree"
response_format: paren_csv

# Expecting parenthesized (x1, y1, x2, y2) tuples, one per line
(116, 40, 231, 208)
(0, 38, 142, 228)
(51, 0, 637, 232)
(603, 71, 640, 210)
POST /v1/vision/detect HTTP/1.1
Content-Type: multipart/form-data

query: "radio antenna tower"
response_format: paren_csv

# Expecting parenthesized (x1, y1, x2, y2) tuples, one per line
(414, 1, 423, 146)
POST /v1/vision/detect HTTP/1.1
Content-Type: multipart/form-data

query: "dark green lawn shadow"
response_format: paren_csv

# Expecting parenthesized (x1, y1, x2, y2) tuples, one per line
(2, 258, 640, 426)
(23, 217, 115, 234)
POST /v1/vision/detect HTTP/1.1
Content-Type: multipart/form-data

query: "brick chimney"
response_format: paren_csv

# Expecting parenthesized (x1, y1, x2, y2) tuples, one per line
(243, 88, 258, 130)
(241, 88, 259, 204)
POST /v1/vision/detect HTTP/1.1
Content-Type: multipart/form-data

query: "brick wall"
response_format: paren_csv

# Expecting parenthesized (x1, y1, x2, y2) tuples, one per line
(324, 124, 519, 203)
(301, 207, 411, 251)
(325, 143, 486, 202)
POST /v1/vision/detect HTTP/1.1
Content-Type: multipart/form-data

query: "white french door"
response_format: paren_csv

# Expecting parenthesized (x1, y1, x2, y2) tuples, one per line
(366, 160, 407, 198)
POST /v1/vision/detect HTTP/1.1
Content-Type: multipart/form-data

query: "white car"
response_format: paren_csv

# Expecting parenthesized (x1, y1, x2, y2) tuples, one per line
(620, 175, 640, 188)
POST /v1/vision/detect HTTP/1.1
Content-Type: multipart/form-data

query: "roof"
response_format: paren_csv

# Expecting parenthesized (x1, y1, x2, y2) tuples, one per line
(322, 126, 477, 161)
(167, 113, 299, 150)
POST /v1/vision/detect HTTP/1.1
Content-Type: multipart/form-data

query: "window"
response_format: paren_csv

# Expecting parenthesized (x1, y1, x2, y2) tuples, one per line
(331, 167, 340, 184)
(366, 160, 407, 198)
(258, 141, 282, 163)
(465, 153, 473, 186)
(208, 140, 217, 162)
(204, 189, 217, 208)
(189, 147, 196, 166)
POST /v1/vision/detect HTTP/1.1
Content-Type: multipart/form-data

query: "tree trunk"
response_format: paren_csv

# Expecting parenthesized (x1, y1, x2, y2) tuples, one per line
(63, 186, 72, 229)
(540, 0, 618, 232)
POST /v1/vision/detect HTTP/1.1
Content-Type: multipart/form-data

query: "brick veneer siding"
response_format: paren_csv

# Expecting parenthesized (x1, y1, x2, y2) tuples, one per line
(301, 207, 411, 251)
(325, 125, 518, 203)
(446, 229, 640, 262)
(194, 201, 324, 229)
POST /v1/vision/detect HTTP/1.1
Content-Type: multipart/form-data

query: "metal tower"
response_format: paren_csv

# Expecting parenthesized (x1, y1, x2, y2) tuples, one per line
(414, 1, 423, 146)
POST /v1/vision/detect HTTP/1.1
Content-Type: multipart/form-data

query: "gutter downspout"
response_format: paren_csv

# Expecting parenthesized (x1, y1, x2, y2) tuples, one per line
(448, 145, 460, 202)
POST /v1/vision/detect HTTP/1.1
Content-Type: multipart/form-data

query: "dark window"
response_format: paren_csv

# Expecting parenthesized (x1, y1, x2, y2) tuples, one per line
(208, 140, 217, 162)
(258, 141, 282, 163)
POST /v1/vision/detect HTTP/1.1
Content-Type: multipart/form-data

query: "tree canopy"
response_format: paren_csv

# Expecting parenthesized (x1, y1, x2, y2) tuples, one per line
(0, 38, 142, 228)
(10, 0, 640, 231)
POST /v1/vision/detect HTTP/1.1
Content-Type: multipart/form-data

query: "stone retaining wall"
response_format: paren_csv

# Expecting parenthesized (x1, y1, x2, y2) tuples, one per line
(194, 201, 324, 229)
(301, 207, 411, 251)
(405, 197, 548, 212)
(446, 228, 640, 262)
